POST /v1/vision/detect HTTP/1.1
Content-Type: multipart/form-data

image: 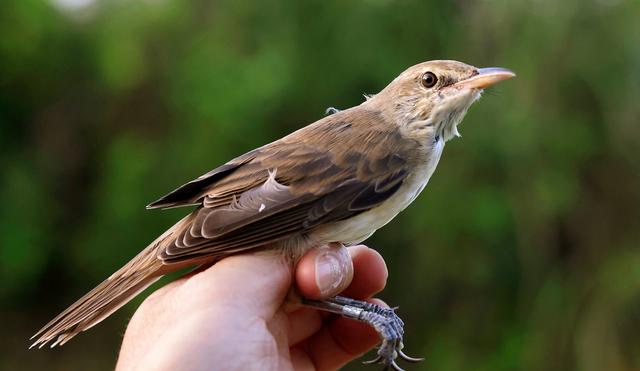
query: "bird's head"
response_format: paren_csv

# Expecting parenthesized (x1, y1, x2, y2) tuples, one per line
(366, 60, 515, 142)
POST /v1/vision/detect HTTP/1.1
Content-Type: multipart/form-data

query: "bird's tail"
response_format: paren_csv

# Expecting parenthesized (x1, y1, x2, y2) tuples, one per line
(30, 217, 190, 348)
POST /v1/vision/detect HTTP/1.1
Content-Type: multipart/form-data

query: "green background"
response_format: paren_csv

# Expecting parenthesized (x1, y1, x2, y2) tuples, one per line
(2, 0, 640, 369)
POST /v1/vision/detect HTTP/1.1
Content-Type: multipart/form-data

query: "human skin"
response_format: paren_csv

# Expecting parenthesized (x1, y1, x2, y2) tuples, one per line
(115, 244, 388, 371)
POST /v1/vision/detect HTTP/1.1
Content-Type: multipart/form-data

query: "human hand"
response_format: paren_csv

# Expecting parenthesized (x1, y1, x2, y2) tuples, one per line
(116, 244, 388, 371)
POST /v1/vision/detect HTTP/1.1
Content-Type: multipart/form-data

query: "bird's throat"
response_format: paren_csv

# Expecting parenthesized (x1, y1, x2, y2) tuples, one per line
(433, 90, 481, 142)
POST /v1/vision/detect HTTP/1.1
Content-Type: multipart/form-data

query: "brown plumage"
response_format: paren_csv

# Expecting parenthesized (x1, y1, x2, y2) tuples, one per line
(31, 60, 514, 351)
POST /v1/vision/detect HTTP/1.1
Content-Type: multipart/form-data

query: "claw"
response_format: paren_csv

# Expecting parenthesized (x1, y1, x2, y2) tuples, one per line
(390, 361, 406, 371)
(398, 350, 424, 363)
(363, 355, 383, 365)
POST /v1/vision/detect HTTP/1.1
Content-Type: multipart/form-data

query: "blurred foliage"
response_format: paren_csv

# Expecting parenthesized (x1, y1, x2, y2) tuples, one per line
(1, 0, 640, 369)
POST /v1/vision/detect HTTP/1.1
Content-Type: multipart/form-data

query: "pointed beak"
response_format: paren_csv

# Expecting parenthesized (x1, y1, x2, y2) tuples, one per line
(452, 67, 516, 90)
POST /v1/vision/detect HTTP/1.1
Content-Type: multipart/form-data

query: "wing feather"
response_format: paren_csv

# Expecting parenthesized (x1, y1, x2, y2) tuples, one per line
(149, 108, 416, 264)
(146, 149, 260, 209)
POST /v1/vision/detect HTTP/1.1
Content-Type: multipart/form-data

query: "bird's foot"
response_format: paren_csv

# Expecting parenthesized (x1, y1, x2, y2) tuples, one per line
(301, 296, 423, 370)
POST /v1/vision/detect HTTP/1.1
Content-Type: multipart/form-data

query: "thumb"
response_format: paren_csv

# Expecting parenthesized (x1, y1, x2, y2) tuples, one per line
(295, 243, 354, 300)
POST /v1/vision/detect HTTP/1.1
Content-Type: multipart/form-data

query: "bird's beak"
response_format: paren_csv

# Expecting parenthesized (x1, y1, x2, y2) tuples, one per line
(452, 67, 516, 90)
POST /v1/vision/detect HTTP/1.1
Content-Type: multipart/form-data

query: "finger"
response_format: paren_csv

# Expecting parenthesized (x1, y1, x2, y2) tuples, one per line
(288, 245, 388, 346)
(287, 307, 322, 346)
(290, 345, 315, 371)
(294, 244, 388, 301)
(295, 243, 354, 300)
(338, 245, 388, 300)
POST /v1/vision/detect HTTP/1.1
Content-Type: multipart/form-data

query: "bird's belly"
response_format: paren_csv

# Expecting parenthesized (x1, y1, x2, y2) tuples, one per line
(311, 140, 444, 245)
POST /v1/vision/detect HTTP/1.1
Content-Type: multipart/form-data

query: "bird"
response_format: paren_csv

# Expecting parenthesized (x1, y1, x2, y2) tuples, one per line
(31, 60, 515, 370)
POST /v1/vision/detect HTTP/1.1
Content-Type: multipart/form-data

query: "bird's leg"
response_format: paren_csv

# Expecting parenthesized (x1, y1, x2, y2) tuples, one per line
(300, 296, 423, 371)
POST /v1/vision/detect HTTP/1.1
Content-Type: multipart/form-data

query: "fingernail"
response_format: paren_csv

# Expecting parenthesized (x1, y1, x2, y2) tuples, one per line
(315, 253, 341, 295)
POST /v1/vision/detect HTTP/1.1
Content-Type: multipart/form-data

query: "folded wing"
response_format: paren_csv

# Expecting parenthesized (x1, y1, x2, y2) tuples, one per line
(149, 108, 415, 263)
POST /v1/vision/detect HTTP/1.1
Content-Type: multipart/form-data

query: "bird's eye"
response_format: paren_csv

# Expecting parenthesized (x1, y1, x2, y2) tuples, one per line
(421, 72, 438, 88)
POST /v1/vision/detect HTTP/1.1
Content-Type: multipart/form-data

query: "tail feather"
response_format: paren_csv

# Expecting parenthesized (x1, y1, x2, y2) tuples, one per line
(30, 251, 164, 348)
(31, 217, 192, 348)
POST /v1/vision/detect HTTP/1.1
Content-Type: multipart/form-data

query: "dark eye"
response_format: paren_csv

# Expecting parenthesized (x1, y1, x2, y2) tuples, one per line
(421, 72, 437, 88)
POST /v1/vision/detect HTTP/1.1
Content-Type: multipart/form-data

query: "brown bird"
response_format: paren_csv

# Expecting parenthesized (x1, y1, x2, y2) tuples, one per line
(31, 60, 514, 370)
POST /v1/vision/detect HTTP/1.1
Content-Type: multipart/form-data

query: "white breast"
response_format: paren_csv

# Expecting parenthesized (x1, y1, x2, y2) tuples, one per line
(310, 139, 445, 245)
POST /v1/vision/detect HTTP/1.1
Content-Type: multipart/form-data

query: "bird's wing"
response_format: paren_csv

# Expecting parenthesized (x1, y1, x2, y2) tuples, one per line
(151, 109, 417, 263)
(146, 148, 261, 209)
